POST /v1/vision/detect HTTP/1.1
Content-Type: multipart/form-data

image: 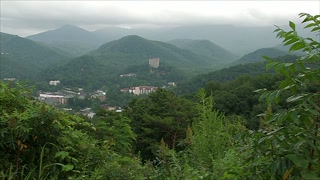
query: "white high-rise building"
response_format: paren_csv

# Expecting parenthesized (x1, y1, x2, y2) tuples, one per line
(149, 58, 160, 68)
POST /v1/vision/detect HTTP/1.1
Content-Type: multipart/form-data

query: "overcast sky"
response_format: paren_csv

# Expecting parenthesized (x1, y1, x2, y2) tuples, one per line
(1, 1, 319, 37)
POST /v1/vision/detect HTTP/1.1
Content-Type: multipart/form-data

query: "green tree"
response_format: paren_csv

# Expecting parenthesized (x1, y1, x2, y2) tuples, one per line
(0, 81, 95, 179)
(189, 89, 247, 178)
(125, 89, 197, 161)
(248, 13, 320, 179)
(91, 109, 136, 156)
(152, 89, 247, 179)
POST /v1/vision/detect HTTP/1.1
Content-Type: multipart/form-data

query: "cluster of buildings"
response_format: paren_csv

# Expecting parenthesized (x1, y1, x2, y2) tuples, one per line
(121, 86, 158, 95)
(38, 80, 107, 105)
(120, 73, 136, 77)
(49, 80, 60, 86)
(38, 92, 72, 105)
(79, 108, 96, 119)
(119, 58, 178, 95)
(35, 56, 174, 117)
(90, 90, 106, 101)
(3, 78, 16, 81)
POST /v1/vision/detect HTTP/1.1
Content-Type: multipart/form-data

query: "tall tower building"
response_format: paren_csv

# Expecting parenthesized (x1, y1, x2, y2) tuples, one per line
(149, 58, 160, 68)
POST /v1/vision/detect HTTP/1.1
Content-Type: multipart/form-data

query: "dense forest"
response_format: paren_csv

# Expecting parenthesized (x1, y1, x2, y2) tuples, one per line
(1, 13, 319, 179)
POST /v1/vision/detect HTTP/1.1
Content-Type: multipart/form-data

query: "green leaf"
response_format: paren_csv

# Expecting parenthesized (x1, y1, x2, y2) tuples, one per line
(306, 99, 320, 111)
(306, 107, 319, 116)
(289, 42, 305, 52)
(259, 91, 270, 101)
(279, 79, 294, 89)
(266, 127, 284, 136)
(287, 95, 306, 103)
(302, 16, 313, 23)
(268, 91, 278, 104)
(299, 13, 307, 18)
(301, 171, 320, 180)
(62, 164, 74, 172)
(265, 61, 277, 71)
(289, 21, 296, 31)
(284, 37, 299, 46)
(55, 151, 69, 160)
(289, 111, 299, 124)
(304, 23, 317, 29)
(273, 28, 281, 33)
(311, 26, 320, 32)
(286, 154, 308, 168)
(253, 88, 266, 93)
(258, 136, 268, 144)
(276, 31, 285, 38)
(275, 90, 282, 104)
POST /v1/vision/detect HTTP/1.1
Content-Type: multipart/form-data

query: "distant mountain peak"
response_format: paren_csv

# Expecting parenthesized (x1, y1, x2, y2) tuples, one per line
(55, 24, 89, 32)
(60, 24, 79, 28)
(26, 24, 101, 45)
(96, 35, 154, 53)
(119, 35, 145, 40)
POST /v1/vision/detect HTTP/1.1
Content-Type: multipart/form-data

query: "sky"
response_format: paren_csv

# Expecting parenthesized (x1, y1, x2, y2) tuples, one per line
(1, 1, 319, 37)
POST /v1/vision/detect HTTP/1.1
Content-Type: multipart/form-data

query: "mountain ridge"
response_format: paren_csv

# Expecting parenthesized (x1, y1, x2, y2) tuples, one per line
(39, 35, 225, 89)
(0, 32, 72, 80)
(27, 25, 100, 44)
(24, 24, 288, 56)
(230, 47, 289, 66)
(168, 39, 238, 63)
(91, 35, 220, 69)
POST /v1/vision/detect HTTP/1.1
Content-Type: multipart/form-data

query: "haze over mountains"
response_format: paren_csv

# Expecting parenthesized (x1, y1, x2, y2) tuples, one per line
(1, 24, 298, 91)
(91, 35, 224, 68)
(37, 35, 232, 89)
(26, 24, 287, 56)
(168, 39, 237, 63)
(27, 25, 102, 57)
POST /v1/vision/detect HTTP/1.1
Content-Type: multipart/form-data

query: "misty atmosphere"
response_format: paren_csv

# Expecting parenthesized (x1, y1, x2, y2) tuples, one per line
(1, 1, 320, 179)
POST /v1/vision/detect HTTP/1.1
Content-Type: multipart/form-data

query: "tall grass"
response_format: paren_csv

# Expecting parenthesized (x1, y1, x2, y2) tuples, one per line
(1, 143, 64, 180)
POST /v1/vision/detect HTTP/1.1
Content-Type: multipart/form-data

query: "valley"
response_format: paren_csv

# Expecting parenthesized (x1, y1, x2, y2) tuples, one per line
(0, 26, 296, 116)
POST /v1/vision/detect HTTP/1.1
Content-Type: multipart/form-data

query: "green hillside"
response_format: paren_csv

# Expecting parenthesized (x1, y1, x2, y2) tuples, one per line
(45, 41, 97, 57)
(0, 32, 72, 80)
(0, 54, 35, 80)
(40, 35, 217, 89)
(168, 39, 238, 65)
(41, 55, 112, 88)
(40, 55, 187, 90)
(231, 47, 289, 65)
(176, 54, 300, 95)
(92, 35, 219, 69)
(26, 25, 100, 57)
(27, 25, 101, 45)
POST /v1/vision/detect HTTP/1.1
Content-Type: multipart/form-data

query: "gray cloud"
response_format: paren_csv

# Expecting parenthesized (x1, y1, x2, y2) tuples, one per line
(0, 1, 318, 37)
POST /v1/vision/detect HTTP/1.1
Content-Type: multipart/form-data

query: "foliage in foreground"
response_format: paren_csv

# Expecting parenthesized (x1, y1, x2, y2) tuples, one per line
(149, 12, 320, 179)
(245, 13, 320, 179)
(0, 82, 151, 179)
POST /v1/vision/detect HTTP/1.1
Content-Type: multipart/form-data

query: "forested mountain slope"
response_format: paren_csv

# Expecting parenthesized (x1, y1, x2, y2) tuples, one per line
(168, 39, 238, 64)
(27, 25, 101, 45)
(0, 32, 72, 80)
(40, 35, 223, 89)
(231, 47, 289, 65)
(27, 25, 101, 56)
(176, 54, 300, 95)
(91, 35, 220, 69)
